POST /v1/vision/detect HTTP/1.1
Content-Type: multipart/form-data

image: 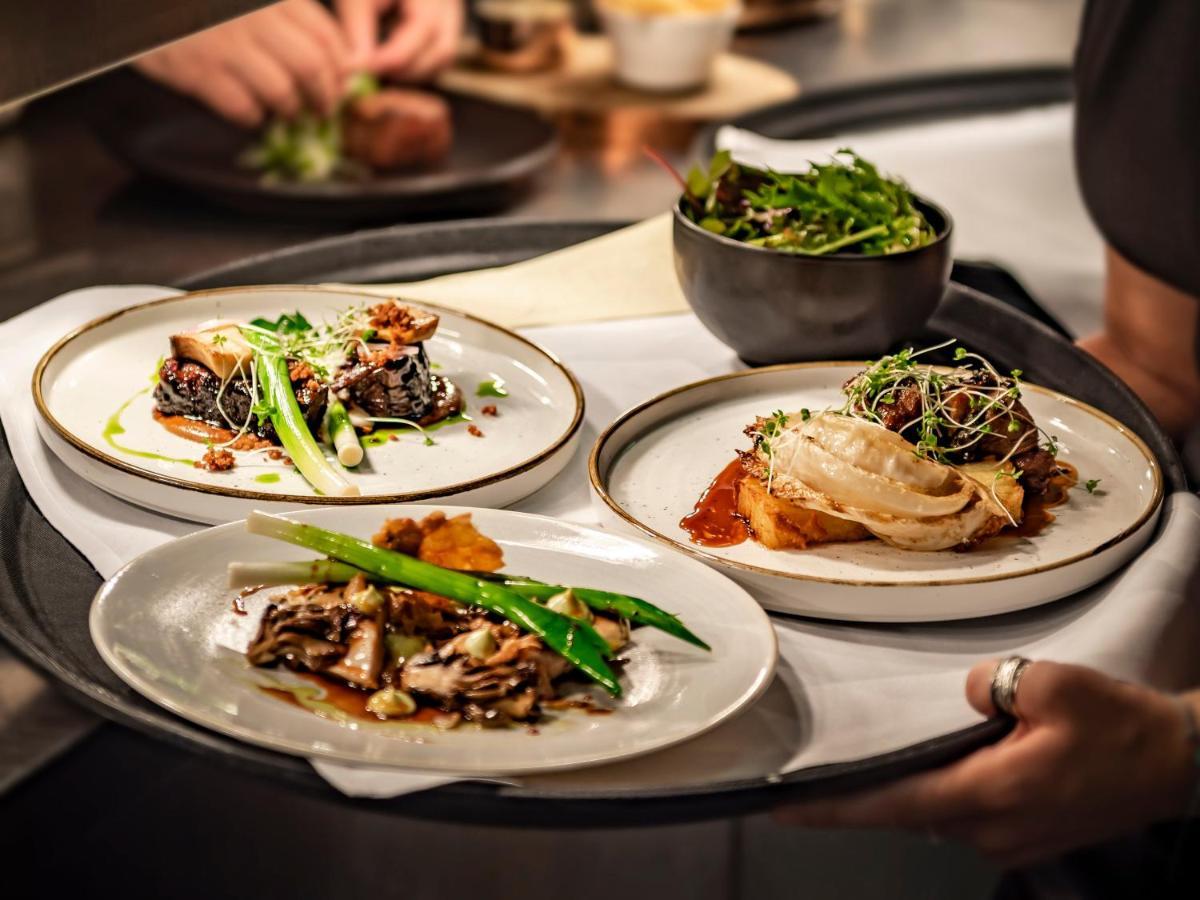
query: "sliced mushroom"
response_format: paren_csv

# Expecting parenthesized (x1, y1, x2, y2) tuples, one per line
(169, 320, 253, 381)
(326, 614, 385, 689)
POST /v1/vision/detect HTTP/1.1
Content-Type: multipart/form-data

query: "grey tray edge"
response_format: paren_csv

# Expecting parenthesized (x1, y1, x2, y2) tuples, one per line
(694, 64, 1074, 158)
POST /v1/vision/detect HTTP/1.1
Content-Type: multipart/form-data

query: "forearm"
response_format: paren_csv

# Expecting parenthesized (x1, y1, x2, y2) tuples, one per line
(1078, 247, 1200, 439)
(1079, 332, 1199, 437)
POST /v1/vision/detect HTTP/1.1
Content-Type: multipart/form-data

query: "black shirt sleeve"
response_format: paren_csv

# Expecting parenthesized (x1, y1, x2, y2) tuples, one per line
(1074, 0, 1200, 300)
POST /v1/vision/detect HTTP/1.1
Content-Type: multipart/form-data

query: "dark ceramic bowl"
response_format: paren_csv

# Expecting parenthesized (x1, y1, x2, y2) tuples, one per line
(672, 197, 953, 364)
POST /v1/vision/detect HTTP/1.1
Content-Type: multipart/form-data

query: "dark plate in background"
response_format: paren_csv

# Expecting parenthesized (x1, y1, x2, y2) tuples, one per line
(86, 70, 558, 221)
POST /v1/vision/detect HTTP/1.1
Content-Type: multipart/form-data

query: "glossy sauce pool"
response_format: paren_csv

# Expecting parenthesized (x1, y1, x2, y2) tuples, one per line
(262, 673, 455, 726)
(152, 409, 273, 450)
(680, 457, 749, 547)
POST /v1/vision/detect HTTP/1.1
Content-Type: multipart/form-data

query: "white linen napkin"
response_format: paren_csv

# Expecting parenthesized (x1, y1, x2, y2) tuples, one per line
(716, 104, 1106, 338)
(330, 214, 689, 329)
(3, 278, 1197, 799)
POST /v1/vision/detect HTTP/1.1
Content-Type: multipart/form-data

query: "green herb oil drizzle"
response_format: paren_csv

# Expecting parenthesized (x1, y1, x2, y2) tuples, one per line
(103, 388, 197, 466)
(360, 410, 471, 447)
(476, 378, 508, 398)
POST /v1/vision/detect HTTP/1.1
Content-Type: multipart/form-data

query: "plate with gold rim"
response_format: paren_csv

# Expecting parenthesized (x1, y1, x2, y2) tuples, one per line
(89, 505, 776, 774)
(33, 286, 583, 524)
(589, 363, 1163, 622)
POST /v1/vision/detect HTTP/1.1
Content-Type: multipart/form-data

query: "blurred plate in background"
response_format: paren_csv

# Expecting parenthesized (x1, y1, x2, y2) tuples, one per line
(89, 71, 558, 221)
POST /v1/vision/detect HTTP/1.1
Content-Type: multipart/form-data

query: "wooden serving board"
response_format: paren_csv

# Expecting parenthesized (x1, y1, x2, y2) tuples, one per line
(440, 34, 799, 122)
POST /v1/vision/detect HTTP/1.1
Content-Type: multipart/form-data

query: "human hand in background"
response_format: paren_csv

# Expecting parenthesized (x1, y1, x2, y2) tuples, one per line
(776, 660, 1198, 868)
(133, 1, 351, 127)
(336, 0, 465, 82)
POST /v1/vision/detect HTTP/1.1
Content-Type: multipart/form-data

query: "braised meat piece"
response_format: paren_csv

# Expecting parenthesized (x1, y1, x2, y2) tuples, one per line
(849, 369, 1047, 486)
(1010, 447, 1060, 494)
(342, 89, 452, 172)
(331, 343, 436, 420)
(154, 357, 325, 441)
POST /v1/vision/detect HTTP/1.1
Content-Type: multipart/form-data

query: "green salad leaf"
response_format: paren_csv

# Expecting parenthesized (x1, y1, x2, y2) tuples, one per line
(682, 148, 937, 256)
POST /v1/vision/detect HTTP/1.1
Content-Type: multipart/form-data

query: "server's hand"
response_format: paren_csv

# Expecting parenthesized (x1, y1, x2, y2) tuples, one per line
(336, 0, 465, 81)
(775, 660, 1199, 868)
(134, 1, 351, 128)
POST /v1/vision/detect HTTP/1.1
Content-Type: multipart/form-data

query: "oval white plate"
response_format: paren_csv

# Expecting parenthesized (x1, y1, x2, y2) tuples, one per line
(35, 286, 583, 524)
(90, 505, 777, 775)
(590, 364, 1164, 622)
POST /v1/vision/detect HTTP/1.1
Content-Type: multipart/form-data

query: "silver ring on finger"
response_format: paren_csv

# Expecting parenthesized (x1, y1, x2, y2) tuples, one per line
(991, 656, 1032, 716)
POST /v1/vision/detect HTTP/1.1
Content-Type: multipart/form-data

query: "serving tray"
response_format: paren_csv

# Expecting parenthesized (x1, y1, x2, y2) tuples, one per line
(0, 60, 1184, 827)
(0, 217, 1185, 826)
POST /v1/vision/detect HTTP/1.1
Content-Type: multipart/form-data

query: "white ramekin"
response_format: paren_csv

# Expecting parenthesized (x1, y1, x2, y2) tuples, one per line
(596, 2, 742, 93)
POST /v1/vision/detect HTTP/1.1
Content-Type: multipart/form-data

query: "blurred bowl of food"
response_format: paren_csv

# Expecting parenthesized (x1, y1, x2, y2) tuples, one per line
(672, 149, 953, 364)
(476, 0, 575, 73)
(595, 0, 742, 93)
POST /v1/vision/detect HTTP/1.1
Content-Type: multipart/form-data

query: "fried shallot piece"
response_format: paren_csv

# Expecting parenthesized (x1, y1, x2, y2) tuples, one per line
(372, 512, 505, 572)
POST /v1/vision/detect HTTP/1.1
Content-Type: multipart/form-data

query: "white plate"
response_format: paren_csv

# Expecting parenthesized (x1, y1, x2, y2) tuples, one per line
(90, 505, 776, 775)
(34, 286, 583, 524)
(590, 364, 1164, 622)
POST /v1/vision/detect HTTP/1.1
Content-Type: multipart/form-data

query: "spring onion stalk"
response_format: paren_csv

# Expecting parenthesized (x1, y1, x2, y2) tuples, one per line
(243, 512, 622, 696)
(228, 556, 710, 651)
(227, 559, 363, 589)
(242, 331, 358, 497)
(324, 395, 364, 467)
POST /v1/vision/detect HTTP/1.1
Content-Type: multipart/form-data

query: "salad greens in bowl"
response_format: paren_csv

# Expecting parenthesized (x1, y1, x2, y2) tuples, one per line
(671, 148, 952, 363)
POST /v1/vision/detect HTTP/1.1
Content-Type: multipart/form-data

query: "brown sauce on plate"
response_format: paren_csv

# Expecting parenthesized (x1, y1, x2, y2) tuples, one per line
(1008, 460, 1078, 538)
(152, 409, 273, 450)
(680, 457, 749, 547)
(261, 673, 456, 726)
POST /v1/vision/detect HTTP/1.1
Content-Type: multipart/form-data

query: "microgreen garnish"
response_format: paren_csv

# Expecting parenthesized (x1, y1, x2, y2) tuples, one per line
(1084, 478, 1101, 494)
(839, 340, 1056, 469)
(750, 410, 791, 491)
(682, 149, 936, 256)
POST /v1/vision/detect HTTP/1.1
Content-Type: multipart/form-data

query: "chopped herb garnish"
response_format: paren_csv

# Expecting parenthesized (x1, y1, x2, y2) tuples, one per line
(1084, 478, 1101, 494)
